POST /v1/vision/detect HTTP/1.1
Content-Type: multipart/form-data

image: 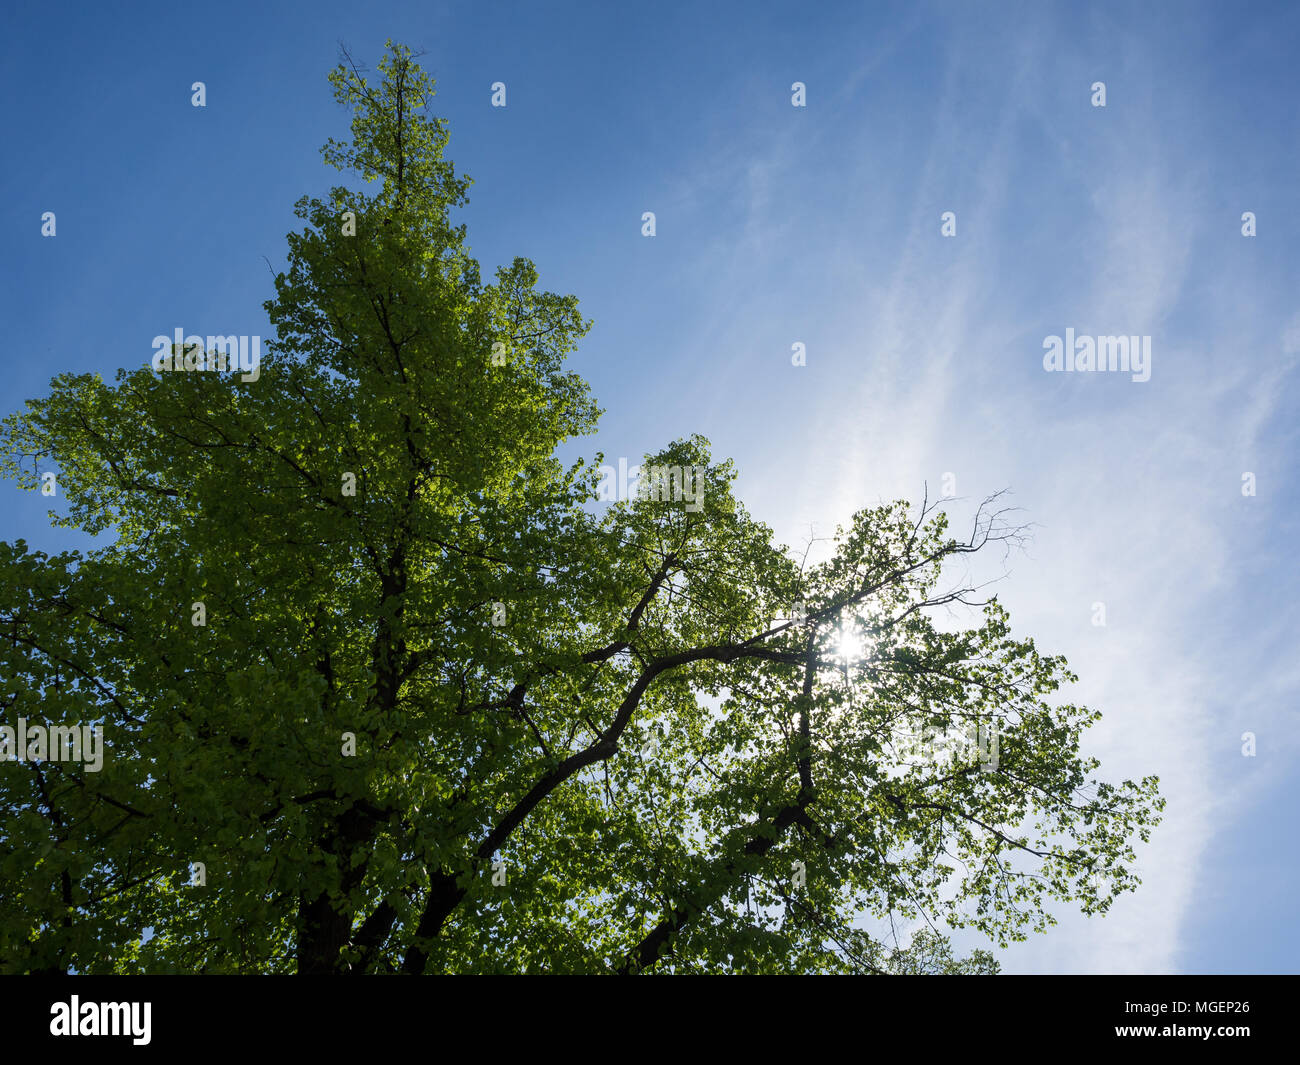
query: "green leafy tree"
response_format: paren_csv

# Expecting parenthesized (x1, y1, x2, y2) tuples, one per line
(0, 42, 1162, 975)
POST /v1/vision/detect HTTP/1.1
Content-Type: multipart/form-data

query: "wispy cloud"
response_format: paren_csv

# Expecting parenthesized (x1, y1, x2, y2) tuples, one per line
(643, 4, 1300, 972)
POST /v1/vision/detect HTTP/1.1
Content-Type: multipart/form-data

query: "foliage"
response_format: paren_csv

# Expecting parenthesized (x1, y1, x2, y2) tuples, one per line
(0, 42, 1162, 974)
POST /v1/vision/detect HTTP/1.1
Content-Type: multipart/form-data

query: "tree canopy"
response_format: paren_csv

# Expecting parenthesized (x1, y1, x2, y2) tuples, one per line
(0, 41, 1162, 975)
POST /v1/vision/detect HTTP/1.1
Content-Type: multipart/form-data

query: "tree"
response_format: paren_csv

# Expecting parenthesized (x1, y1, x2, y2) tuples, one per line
(0, 41, 1162, 975)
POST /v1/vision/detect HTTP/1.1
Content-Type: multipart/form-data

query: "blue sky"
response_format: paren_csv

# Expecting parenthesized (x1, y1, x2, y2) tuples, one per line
(3, 0, 1297, 973)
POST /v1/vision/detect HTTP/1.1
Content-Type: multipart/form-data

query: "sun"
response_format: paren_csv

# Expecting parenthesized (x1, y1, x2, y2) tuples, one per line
(836, 621, 867, 664)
